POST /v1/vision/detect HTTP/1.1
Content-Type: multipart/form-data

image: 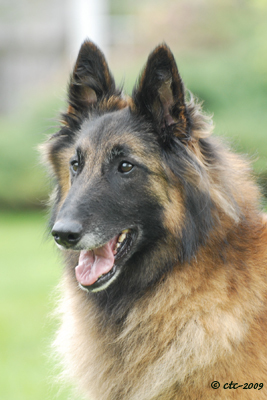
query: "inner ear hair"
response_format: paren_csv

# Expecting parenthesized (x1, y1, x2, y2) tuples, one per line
(158, 77, 176, 127)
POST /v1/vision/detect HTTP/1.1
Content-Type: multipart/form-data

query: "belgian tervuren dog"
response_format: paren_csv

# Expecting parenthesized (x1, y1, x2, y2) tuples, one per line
(42, 40, 267, 399)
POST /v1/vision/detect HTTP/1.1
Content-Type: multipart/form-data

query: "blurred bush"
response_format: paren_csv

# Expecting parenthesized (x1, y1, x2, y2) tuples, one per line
(0, 91, 65, 209)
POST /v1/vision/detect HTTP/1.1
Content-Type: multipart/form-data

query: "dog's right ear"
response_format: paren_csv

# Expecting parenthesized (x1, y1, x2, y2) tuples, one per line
(66, 40, 116, 122)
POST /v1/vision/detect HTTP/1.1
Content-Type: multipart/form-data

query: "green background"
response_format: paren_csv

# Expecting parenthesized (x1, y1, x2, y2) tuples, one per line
(0, 1, 266, 399)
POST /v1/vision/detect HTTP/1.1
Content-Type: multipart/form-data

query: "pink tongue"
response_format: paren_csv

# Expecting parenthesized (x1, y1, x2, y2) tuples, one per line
(75, 237, 117, 286)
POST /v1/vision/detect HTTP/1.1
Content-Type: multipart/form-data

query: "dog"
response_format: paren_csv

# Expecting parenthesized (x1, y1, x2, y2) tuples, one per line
(42, 40, 267, 399)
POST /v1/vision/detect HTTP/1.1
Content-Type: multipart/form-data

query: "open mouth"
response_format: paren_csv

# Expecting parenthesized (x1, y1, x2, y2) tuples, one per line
(75, 229, 134, 292)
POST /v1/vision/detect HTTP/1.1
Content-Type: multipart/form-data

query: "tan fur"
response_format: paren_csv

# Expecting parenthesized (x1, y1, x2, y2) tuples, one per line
(55, 214, 267, 399)
(45, 42, 267, 399)
(52, 119, 267, 399)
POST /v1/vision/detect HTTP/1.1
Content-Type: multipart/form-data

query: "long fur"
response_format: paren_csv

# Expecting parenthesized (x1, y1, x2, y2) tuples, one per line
(43, 40, 267, 399)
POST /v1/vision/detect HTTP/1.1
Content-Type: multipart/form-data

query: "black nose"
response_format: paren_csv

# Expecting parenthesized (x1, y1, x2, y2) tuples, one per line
(51, 220, 83, 248)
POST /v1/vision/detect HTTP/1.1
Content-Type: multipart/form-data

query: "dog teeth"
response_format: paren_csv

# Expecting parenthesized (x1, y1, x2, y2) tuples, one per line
(118, 233, 127, 243)
(118, 229, 130, 243)
(114, 242, 120, 255)
(114, 230, 130, 255)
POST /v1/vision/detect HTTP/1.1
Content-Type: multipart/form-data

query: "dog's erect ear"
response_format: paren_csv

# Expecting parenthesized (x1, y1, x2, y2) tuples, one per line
(132, 44, 190, 141)
(67, 40, 116, 119)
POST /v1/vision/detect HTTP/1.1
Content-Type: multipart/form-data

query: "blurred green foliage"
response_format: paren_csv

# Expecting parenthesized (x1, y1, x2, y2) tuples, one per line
(0, 91, 64, 209)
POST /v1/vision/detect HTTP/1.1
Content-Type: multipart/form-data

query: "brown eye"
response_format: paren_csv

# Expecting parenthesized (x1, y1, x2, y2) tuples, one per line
(70, 160, 79, 174)
(118, 161, 134, 174)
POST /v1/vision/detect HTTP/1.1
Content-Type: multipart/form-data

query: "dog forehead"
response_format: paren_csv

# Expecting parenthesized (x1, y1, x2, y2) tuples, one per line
(80, 111, 128, 142)
(77, 109, 156, 156)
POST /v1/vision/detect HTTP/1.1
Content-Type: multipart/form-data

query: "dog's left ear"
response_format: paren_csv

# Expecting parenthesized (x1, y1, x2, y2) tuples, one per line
(132, 44, 190, 141)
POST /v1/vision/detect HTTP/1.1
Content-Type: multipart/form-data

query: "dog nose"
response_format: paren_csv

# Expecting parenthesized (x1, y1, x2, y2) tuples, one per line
(51, 220, 83, 248)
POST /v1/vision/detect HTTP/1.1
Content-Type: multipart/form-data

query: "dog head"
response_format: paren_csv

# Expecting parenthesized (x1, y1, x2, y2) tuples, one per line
(43, 40, 216, 294)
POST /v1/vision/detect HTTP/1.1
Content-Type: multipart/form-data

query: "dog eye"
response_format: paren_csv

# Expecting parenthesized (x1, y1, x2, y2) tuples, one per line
(118, 161, 134, 174)
(70, 160, 79, 174)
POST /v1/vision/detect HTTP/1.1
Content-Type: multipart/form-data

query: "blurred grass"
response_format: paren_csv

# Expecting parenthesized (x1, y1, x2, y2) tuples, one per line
(0, 211, 83, 400)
